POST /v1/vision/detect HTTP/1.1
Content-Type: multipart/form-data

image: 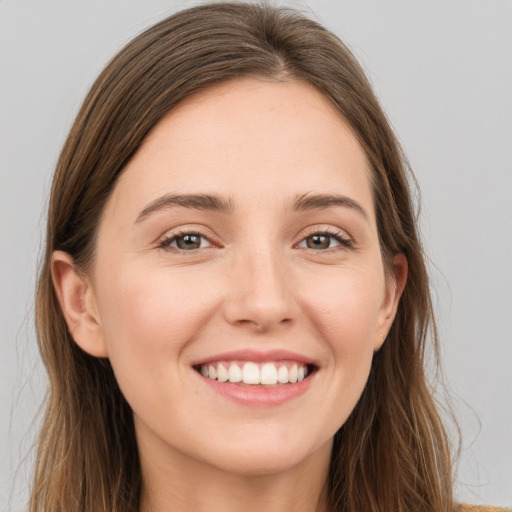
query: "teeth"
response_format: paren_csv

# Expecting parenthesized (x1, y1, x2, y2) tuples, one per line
(277, 365, 288, 383)
(260, 363, 278, 385)
(198, 361, 311, 386)
(242, 362, 260, 384)
(228, 363, 242, 382)
(289, 364, 298, 383)
(217, 363, 229, 382)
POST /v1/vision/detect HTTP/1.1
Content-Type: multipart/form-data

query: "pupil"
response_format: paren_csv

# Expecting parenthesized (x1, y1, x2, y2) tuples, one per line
(178, 234, 200, 249)
(308, 235, 329, 249)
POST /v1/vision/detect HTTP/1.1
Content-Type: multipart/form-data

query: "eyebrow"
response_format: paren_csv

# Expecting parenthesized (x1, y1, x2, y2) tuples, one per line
(135, 191, 368, 223)
(292, 193, 368, 220)
(135, 193, 235, 223)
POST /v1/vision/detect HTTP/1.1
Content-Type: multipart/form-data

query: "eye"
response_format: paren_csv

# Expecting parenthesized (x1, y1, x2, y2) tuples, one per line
(160, 232, 212, 251)
(298, 231, 352, 250)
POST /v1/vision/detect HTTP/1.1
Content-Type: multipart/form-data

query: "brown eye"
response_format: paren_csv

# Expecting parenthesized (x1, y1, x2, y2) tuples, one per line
(176, 234, 202, 250)
(298, 231, 351, 251)
(305, 234, 332, 249)
(163, 233, 211, 251)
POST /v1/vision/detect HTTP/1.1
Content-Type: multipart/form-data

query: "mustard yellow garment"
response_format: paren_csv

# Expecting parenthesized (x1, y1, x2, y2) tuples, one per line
(459, 505, 512, 512)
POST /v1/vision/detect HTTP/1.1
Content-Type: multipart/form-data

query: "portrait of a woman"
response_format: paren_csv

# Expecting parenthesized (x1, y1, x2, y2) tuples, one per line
(1, 2, 510, 511)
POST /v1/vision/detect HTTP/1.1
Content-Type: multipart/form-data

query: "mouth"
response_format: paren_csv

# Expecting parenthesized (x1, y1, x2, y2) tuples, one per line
(191, 350, 319, 405)
(193, 360, 317, 386)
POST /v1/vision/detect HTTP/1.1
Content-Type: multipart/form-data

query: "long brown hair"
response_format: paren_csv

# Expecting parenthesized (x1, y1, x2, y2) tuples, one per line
(32, 2, 454, 511)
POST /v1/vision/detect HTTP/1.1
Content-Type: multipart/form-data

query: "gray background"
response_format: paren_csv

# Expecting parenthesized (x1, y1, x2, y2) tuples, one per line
(1, 1, 511, 509)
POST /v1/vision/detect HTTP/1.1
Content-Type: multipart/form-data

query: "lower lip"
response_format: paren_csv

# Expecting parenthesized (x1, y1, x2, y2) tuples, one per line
(196, 372, 315, 407)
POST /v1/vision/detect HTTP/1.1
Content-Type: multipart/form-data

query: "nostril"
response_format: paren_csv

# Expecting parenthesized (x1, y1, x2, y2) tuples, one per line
(222, 274, 297, 330)
(232, 316, 293, 333)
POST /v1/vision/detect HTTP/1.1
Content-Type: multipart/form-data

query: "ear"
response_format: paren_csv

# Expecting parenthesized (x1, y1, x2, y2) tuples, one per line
(51, 250, 108, 358)
(374, 253, 408, 351)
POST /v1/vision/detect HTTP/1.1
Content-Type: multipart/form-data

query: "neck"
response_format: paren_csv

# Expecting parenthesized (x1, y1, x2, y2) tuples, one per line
(138, 435, 332, 512)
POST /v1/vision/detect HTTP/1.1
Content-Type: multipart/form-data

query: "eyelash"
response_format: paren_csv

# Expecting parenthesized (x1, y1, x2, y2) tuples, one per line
(158, 228, 354, 253)
(297, 227, 354, 251)
(158, 229, 215, 252)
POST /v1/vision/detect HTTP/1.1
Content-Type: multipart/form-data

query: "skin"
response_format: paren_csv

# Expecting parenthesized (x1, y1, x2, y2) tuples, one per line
(52, 77, 407, 512)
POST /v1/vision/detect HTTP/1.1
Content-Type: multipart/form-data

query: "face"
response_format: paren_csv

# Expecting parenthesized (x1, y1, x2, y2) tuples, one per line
(55, 78, 405, 478)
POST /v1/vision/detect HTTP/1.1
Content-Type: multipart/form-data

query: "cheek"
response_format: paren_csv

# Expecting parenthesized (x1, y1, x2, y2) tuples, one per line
(95, 266, 220, 389)
(285, 266, 385, 436)
(93, 265, 229, 440)
(300, 265, 385, 356)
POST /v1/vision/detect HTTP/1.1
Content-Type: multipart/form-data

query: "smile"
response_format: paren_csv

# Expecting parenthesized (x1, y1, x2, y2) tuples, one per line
(191, 350, 318, 406)
(195, 361, 312, 386)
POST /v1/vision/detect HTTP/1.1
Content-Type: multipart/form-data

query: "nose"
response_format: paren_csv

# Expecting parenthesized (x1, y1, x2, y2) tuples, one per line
(222, 246, 297, 333)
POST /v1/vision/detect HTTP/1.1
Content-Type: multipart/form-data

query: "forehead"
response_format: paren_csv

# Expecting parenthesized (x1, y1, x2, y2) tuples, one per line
(104, 77, 374, 222)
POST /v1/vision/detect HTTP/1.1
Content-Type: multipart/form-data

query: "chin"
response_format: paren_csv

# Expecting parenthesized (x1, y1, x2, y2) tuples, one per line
(191, 428, 332, 477)
(206, 447, 314, 477)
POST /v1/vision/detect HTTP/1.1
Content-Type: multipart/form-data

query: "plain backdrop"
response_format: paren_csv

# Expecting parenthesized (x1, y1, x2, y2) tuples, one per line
(1, 1, 511, 510)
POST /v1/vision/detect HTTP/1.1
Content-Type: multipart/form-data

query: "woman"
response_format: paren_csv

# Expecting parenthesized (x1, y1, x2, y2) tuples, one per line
(29, 2, 498, 511)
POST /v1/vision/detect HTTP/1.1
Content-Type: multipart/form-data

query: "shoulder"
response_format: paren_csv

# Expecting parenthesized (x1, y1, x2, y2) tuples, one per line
(456, 505, 512, 512)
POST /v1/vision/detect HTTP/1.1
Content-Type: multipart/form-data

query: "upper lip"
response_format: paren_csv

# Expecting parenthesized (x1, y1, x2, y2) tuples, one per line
(191, 349, 319, 367)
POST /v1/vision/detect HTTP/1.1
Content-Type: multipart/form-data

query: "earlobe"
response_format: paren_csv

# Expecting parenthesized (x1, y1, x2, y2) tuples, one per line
(51, 250, 108, 358)
(375, 253, 408, 351)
